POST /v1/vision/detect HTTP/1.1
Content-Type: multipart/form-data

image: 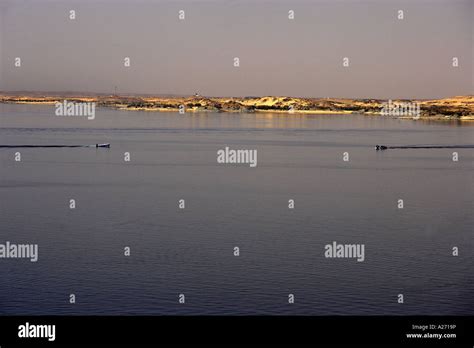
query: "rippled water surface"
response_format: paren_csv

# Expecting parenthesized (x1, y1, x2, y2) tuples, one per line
(0, 104, 473, 315)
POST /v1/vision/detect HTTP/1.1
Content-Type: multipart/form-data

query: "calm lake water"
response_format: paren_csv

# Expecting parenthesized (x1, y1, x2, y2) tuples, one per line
(0, 103, 473, 315)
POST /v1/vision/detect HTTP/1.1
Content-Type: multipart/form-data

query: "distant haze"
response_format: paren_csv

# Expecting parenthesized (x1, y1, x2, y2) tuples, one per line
(0, 0, 472, 99)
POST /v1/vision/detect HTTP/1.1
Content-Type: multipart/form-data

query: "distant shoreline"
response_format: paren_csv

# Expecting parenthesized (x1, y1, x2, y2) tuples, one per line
(1, 93, 473, 120)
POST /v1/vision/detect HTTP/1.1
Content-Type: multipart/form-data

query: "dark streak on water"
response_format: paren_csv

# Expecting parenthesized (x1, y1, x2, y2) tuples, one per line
(0, 104, 473, 315)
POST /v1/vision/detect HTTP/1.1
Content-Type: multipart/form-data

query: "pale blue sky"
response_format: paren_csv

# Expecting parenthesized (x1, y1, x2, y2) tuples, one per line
(0, 0, 472, 98)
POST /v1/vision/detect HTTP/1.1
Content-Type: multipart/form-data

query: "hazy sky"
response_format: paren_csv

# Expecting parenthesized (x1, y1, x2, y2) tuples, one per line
(0, 0, 472, 98)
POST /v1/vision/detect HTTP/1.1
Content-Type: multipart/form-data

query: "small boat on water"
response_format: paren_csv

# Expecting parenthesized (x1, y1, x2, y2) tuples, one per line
(375, 144, 474, 151)
(0, 143, 111, 148)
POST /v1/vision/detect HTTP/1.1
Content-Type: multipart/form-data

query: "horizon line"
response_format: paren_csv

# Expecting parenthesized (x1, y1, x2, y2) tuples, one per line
(1, 90, 472, 101)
